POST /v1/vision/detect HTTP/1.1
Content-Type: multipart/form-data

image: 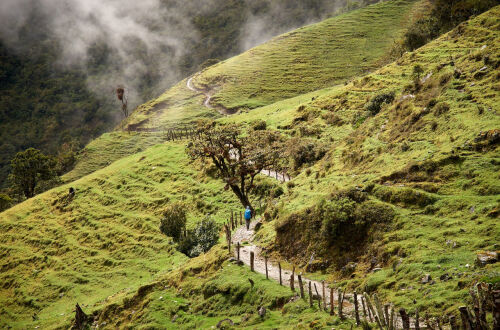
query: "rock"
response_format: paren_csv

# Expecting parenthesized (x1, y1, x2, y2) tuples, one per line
(470, 206, 475, 213)
(172, 315, 179, 322)
(258, 306, 266, 318)
(476, 251, 499, 267)
(228, 257, 237, 263)
(372, 268, 382, 273)
(235, 260, 244, 266)
(440, 273, 451, 281)
(421, 274, 432, 284)
(254, 221, 263, 231)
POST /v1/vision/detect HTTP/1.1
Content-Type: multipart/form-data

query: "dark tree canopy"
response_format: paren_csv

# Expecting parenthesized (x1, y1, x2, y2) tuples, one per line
(9, 148, 56, 198)
(187, 121, 286, 210)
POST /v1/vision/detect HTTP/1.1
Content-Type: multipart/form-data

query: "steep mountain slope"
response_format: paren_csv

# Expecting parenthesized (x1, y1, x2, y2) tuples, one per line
(68, 0, 427, 182)
(0, 0, 360, 187)
(1, 2, 498, 329)
(84, 4, 499, 327)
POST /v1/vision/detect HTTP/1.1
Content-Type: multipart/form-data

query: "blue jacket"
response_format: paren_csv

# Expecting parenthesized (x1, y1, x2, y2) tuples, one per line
(244, 208, 252, 220)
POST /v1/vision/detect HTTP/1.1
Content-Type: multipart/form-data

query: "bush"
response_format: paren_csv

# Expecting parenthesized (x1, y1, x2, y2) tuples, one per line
(251, 119, 267, 131)
(178, 217, 220, 257)
(0, 193, 12, 212)
(365, 91, 395, 116)
(286, 138, 327, 170)
(159, 202, 187, 241)
(434, 102, 450, 116)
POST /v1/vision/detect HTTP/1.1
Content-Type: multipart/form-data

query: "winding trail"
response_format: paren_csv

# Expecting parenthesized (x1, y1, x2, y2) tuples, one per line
(187, 75, 233, 115)
(231, 220, 355, 316)
(231, 220, 415, 328)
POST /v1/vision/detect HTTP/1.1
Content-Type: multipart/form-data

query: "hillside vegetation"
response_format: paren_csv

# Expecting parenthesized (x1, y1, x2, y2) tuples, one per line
(1, 1, 499, 329)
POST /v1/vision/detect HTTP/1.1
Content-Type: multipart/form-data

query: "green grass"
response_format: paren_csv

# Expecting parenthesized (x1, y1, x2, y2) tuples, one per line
(0, 142, 243, 328)
(2, 2, 500, 328)
(194, 0, 428, 111)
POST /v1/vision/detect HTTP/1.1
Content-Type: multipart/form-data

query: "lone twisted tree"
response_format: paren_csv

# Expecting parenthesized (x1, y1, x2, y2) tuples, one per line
(187, 121, 286, 211)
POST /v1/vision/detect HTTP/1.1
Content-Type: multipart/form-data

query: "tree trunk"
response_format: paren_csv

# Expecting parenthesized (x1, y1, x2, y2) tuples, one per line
(229, 184, 253, 211)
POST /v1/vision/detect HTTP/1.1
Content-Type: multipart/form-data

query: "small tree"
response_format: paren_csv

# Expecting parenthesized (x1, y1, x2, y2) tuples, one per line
(189, 217, 220, 257)
(412, 64, 424, 82)
(159, 202, 187, 241)
(0, 193, 12, 212)
(9, 148, 57, 198)
(187, 121, 286, 211)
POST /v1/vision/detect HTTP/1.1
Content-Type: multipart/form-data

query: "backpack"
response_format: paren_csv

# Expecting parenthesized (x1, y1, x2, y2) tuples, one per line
(244, 208, 252, 220)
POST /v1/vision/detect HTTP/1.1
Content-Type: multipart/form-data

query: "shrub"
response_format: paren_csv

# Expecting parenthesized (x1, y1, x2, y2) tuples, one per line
(286, 138, 327, 170)
(434, 102, 450, 116)
(251, 119, 267, 131)
(178, 217, 220, 257)
(159, 202, 187, 241)
(365, 91, 395, 116)
(0, 193, 12, 212)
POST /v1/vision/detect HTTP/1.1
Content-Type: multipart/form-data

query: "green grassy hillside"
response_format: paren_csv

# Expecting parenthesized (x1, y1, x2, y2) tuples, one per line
(222, 3, 500, 313)
(92, 4, 499, 327)
(192, 0, 428, 111)
(0, 142, 245, 328)
(1, 1, 499, 329)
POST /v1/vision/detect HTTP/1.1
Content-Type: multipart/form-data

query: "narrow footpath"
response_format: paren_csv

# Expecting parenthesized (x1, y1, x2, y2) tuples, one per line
(231, 220, 354, 315)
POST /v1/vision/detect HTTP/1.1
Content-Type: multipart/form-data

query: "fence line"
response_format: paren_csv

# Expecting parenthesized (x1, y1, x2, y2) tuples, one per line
(223, 210, 500, 330)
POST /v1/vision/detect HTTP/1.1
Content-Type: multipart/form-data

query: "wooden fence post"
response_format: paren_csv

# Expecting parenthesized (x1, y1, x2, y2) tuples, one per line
(400, 308, 410, 330)
(322, 281, 326, 311)
(493, 289, 500, 330)
(309, 282, 313, 307)
(265, 256, 268, 279)
(361, 295, 367, 320)
(314, 283, 321, 309)
(415, 307, 420, 330)
(298, 274, 305, 299)
(278, 262, 282, 286)
(224, 225, 231, 253)
(338, 288, 343, 320)
(250, 251, 254, 271)
(373, 294, 386, 327)
(231, 212, 234, 230)
(354, 291, 360, 326)
(449, 315, 458, 330)
(240, 211, 242, 225)
(236, 242, 240, 261)
(330, 287, 334, 315)
(389, 305, 396, 330)
(458, 306, 472, 330)
(290, 265, 295, 291)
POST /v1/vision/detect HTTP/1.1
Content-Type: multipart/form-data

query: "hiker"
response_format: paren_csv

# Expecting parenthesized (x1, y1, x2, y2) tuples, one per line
(244, 205, 252, 230)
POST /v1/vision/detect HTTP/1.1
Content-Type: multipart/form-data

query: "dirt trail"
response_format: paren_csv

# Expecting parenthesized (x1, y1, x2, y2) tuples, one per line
(231, 220, 415, 328)
(231, 220, 355, 315)
(187, 75, 233, 115)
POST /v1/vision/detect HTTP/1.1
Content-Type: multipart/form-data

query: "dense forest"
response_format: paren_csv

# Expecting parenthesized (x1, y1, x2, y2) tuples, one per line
(0, 0, 373, 189)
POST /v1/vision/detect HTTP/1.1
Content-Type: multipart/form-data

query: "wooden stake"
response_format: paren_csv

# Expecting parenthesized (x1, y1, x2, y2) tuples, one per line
(314, 283, 321, 309)
(415, 307, 420, 330)
(250, 251, 254, 271)
(384, 304, 390, 329)
(265, 256, 268, 279)
(278, 262, 282, 286)
(338, 288, 343, 319)
(298, 274, 305, 299)
(330, 287, 335, 315)
(399, 308, 410, 330)
(237, 242, 240, 261)
(322, 281, 326, 310)
(309, 282, 313, 307)
(361, 295, 367, 320)
(240, 211, 242, 225)
(449, 315, 458, 330)
(354, 291, 360, 325)
(290, 265, 295, 291)
(458, 306, 472, 330)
